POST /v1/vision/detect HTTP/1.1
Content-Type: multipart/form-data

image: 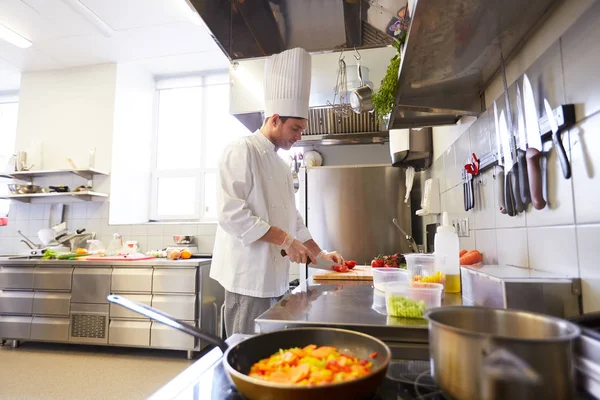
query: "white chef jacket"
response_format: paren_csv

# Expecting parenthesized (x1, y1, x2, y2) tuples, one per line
(210, 130, 312, 298)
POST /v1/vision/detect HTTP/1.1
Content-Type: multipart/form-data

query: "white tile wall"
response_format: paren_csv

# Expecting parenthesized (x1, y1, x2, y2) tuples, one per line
(527, 225, 578, 276)
(496, 228, 529, 268)
(577, 225, 600, 312)
(571, 112, 600, 225)
(475, 229, 498, 264)
(471, 170, 496, 230)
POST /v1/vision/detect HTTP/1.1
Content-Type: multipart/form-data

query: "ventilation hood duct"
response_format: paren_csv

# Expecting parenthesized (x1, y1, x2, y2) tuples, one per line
(191, 0, 560, 134)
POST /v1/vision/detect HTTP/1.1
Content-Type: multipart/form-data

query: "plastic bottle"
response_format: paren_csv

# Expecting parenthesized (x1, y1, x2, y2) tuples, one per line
(434, 212, 461, 293)
(106, 233, 123, 256)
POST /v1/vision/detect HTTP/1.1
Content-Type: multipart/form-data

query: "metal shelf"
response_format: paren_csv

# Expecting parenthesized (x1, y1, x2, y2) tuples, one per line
(0, 168, 109, 181)
(0, 191, 109, 203)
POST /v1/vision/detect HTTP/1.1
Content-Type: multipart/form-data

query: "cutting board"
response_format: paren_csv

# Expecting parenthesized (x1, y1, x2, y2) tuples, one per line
(84, 255, 156, 261)
(312, 265, 373, 281)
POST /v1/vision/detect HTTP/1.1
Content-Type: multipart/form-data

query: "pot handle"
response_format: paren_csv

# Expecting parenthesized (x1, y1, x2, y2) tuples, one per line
(481, 347, 542, 399)
(356, 58, 364, 87)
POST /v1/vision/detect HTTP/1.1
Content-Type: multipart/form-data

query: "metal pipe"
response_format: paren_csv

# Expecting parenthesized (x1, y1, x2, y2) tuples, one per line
(392, 218, 419, 253)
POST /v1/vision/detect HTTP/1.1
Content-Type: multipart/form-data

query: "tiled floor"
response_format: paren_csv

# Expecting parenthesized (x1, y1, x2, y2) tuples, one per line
(0, 341, 195, 400)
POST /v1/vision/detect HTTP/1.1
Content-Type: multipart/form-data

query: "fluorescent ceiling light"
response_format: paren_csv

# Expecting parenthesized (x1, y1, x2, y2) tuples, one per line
(0, 23, 32, 48)
(61, 0, 115, 37)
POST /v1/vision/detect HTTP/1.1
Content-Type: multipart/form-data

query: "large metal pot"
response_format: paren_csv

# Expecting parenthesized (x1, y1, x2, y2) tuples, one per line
(424, 306, 580, 400)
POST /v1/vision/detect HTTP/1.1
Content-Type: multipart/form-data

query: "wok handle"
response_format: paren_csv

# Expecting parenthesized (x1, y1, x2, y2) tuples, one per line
(107, 294, 228, 352)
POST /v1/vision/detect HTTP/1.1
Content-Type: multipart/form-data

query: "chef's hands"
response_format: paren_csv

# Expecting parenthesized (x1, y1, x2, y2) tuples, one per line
(318, 250, 345, 266)
(281, 235, 317, 264)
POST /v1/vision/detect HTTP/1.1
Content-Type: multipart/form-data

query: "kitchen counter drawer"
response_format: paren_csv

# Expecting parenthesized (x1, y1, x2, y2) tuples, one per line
(0, 315, 32, 339)
(151, 322, 195, 350)
(152, 268, 196, 294)
(72, 268, 111, 304)
(152, 294, 196, 321)
(34, 267, 73, 291)
(30, 316, 69, 342)
(109, 320, 151, 347)
(33, 292, 71, 316)
(111, 268, 153, 293)
(0, 267, 35, 290)
(109, 294, 151, 320)
(0, 291, 33, 315)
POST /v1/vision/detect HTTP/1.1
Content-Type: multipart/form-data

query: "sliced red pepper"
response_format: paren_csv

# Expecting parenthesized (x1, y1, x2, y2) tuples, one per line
(333, 265, 349, 273)
(344, 260, 357, 269)
(369, 352, 378, 358)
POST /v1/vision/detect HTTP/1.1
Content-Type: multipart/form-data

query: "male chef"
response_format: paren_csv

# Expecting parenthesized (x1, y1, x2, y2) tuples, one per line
(211, 48, 344, 336)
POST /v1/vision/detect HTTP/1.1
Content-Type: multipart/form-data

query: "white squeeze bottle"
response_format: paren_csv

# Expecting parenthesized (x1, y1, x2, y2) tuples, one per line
(434, 212, 461, 293)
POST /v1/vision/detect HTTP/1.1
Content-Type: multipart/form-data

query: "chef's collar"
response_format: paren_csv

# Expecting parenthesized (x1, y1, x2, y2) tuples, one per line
(256, 129, 277, 152)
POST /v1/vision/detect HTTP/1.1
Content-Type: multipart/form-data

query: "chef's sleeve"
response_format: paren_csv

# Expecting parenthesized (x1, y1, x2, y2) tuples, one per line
(217, 142, 270, 246)
(295, 210, 312, 243)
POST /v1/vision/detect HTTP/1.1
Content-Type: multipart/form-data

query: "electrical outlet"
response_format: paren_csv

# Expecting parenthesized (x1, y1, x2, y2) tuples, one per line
(456, 217, 470, 237)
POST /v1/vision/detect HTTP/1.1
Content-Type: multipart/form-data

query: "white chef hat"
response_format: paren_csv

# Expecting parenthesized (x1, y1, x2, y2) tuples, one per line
(264, 48, 312, 120)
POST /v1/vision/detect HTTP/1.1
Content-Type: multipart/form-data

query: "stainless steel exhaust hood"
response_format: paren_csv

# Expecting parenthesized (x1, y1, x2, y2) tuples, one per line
(191, 0, 560, 133)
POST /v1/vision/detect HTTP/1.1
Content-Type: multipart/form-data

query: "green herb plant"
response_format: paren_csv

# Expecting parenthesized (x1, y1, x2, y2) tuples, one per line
(372, 35, 406, 121)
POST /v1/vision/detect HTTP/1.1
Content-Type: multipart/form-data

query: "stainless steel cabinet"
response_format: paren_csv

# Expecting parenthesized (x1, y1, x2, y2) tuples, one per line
(0, 291, 34, 315)
(152, 294, 196, 321)
(34, 267, 73, 291)
(0, 267, 35, 290)
(153, 268, 196, 294)
(33, 292, 71, 316)
(109, 294, 152, 320)
(109, 320, 151, 347)
(69, 303, 109, 344)
(30, 316, 69, 342)
(71, 268, 111, 304)
(150, 322, 195, 350)
(111, 268, 152, 293)
(0, 315, 32, 339)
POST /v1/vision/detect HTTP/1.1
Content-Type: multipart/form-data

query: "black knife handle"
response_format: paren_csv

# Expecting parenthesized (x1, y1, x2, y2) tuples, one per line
(512, 163, 525, 213)
(504, 170, 516, 217)
(517, 149, 531, 206)
(281, 249, 313, 266)
(496, 166, 507, 214)
(553, 130, 571, 179)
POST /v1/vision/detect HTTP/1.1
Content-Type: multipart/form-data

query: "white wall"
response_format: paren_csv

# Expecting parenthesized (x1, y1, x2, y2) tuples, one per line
(16, 64, 117, 174)
(109, 63, 156, 224)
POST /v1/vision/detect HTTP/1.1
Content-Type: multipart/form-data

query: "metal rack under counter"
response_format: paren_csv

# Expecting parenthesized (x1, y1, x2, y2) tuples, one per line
(0, 258, 223, 359)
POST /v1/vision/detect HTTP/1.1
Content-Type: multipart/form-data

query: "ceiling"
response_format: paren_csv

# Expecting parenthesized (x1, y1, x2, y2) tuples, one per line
(0, 0, 229, 91)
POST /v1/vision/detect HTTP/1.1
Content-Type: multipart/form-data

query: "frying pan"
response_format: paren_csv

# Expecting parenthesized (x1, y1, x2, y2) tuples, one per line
(108, 295, 391, 400)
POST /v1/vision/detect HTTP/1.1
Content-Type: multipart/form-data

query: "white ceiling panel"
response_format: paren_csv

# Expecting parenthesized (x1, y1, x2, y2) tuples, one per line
(0, 0, 99, 41)
(36, 22, 220, 67)
(132, 50, 230, 76)
(0, 44, 62, 70)
(81, 0, 191, 30)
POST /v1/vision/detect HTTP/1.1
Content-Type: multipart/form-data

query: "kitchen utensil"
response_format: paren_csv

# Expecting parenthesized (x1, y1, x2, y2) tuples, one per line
(7, 184, 20, 194)
(493, 102, 507, 214)
(49, 185, 69, 193)
(392, 218, 419, 253)
(544, 99, 571, 179)
(425, 306, 580, 400)
(500, 52, 524, 214)
(37, 228, 57, 246)
(8, 184, 41, 194)
(499, 110, 516, 217)
(523, 74, 546, 210)
(108, 294, 391, 400)
(327, 51, 350, 118)
(312, 265, 374, 281)
(280, 249, 337, 270)
(18, 230, 39, 249)
(173, 235, 194, 244)
(516, 83, 531, 206)
(17, 151, 32, 171)
(349, 52, 374, 114)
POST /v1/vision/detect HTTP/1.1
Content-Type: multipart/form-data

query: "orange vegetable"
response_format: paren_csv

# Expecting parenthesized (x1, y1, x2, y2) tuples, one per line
(459, 249, 468, 257)
(311, 346, 336, 358)
(460, 250, 483, 265)
(289, 363, 310, 383)
(180, 249, 192, 259)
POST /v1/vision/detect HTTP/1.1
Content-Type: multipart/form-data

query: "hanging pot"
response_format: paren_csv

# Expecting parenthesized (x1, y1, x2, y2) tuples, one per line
(349, 57, 373, 114)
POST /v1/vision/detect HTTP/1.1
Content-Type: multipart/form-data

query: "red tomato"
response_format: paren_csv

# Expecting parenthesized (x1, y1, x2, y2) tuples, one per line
(371, 259, 384, 268)
(369, 352, 378, 359)
(333, 265, 349, 273)
(344, 260, 357, 269)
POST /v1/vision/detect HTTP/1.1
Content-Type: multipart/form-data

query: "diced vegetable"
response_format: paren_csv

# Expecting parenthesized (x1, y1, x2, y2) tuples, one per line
(459, 249, 468, 257)
(460, 250, 483, 265)
(386, 294, 427, 318)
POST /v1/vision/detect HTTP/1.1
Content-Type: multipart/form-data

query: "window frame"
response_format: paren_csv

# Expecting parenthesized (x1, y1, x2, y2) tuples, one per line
(0, 96, 19, 217)
(149, 72, 228, 222)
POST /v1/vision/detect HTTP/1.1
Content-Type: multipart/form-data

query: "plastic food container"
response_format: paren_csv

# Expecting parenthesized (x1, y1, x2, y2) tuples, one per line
(405, 253, 444, 284)
(371, 288, 386, 315)
(372, 268, 408, 292)
(385, 282, 443, 319)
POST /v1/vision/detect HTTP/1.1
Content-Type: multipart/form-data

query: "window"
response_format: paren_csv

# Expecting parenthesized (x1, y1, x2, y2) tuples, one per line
(150, 74, 250, 221)
(0, 100, 19, 217)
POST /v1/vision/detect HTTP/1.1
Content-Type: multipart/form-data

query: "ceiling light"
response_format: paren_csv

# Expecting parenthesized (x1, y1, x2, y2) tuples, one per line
(0, 23, 32, 48)
(61, 0, 115, 37)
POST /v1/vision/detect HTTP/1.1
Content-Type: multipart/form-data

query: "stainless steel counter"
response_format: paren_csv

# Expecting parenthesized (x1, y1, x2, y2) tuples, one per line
(0, 258, 211, 268)
(255, 278, 465, 360)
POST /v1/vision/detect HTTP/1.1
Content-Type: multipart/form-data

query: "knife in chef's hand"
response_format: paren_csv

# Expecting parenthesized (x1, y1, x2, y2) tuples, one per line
(500, 110, 516, 217)
(493, 102, 507, 214)
(544, 99, 572, 180)
(280, 250, 336, 270)
(516, 84, 531, 206)
(523, 75, 546, 209)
